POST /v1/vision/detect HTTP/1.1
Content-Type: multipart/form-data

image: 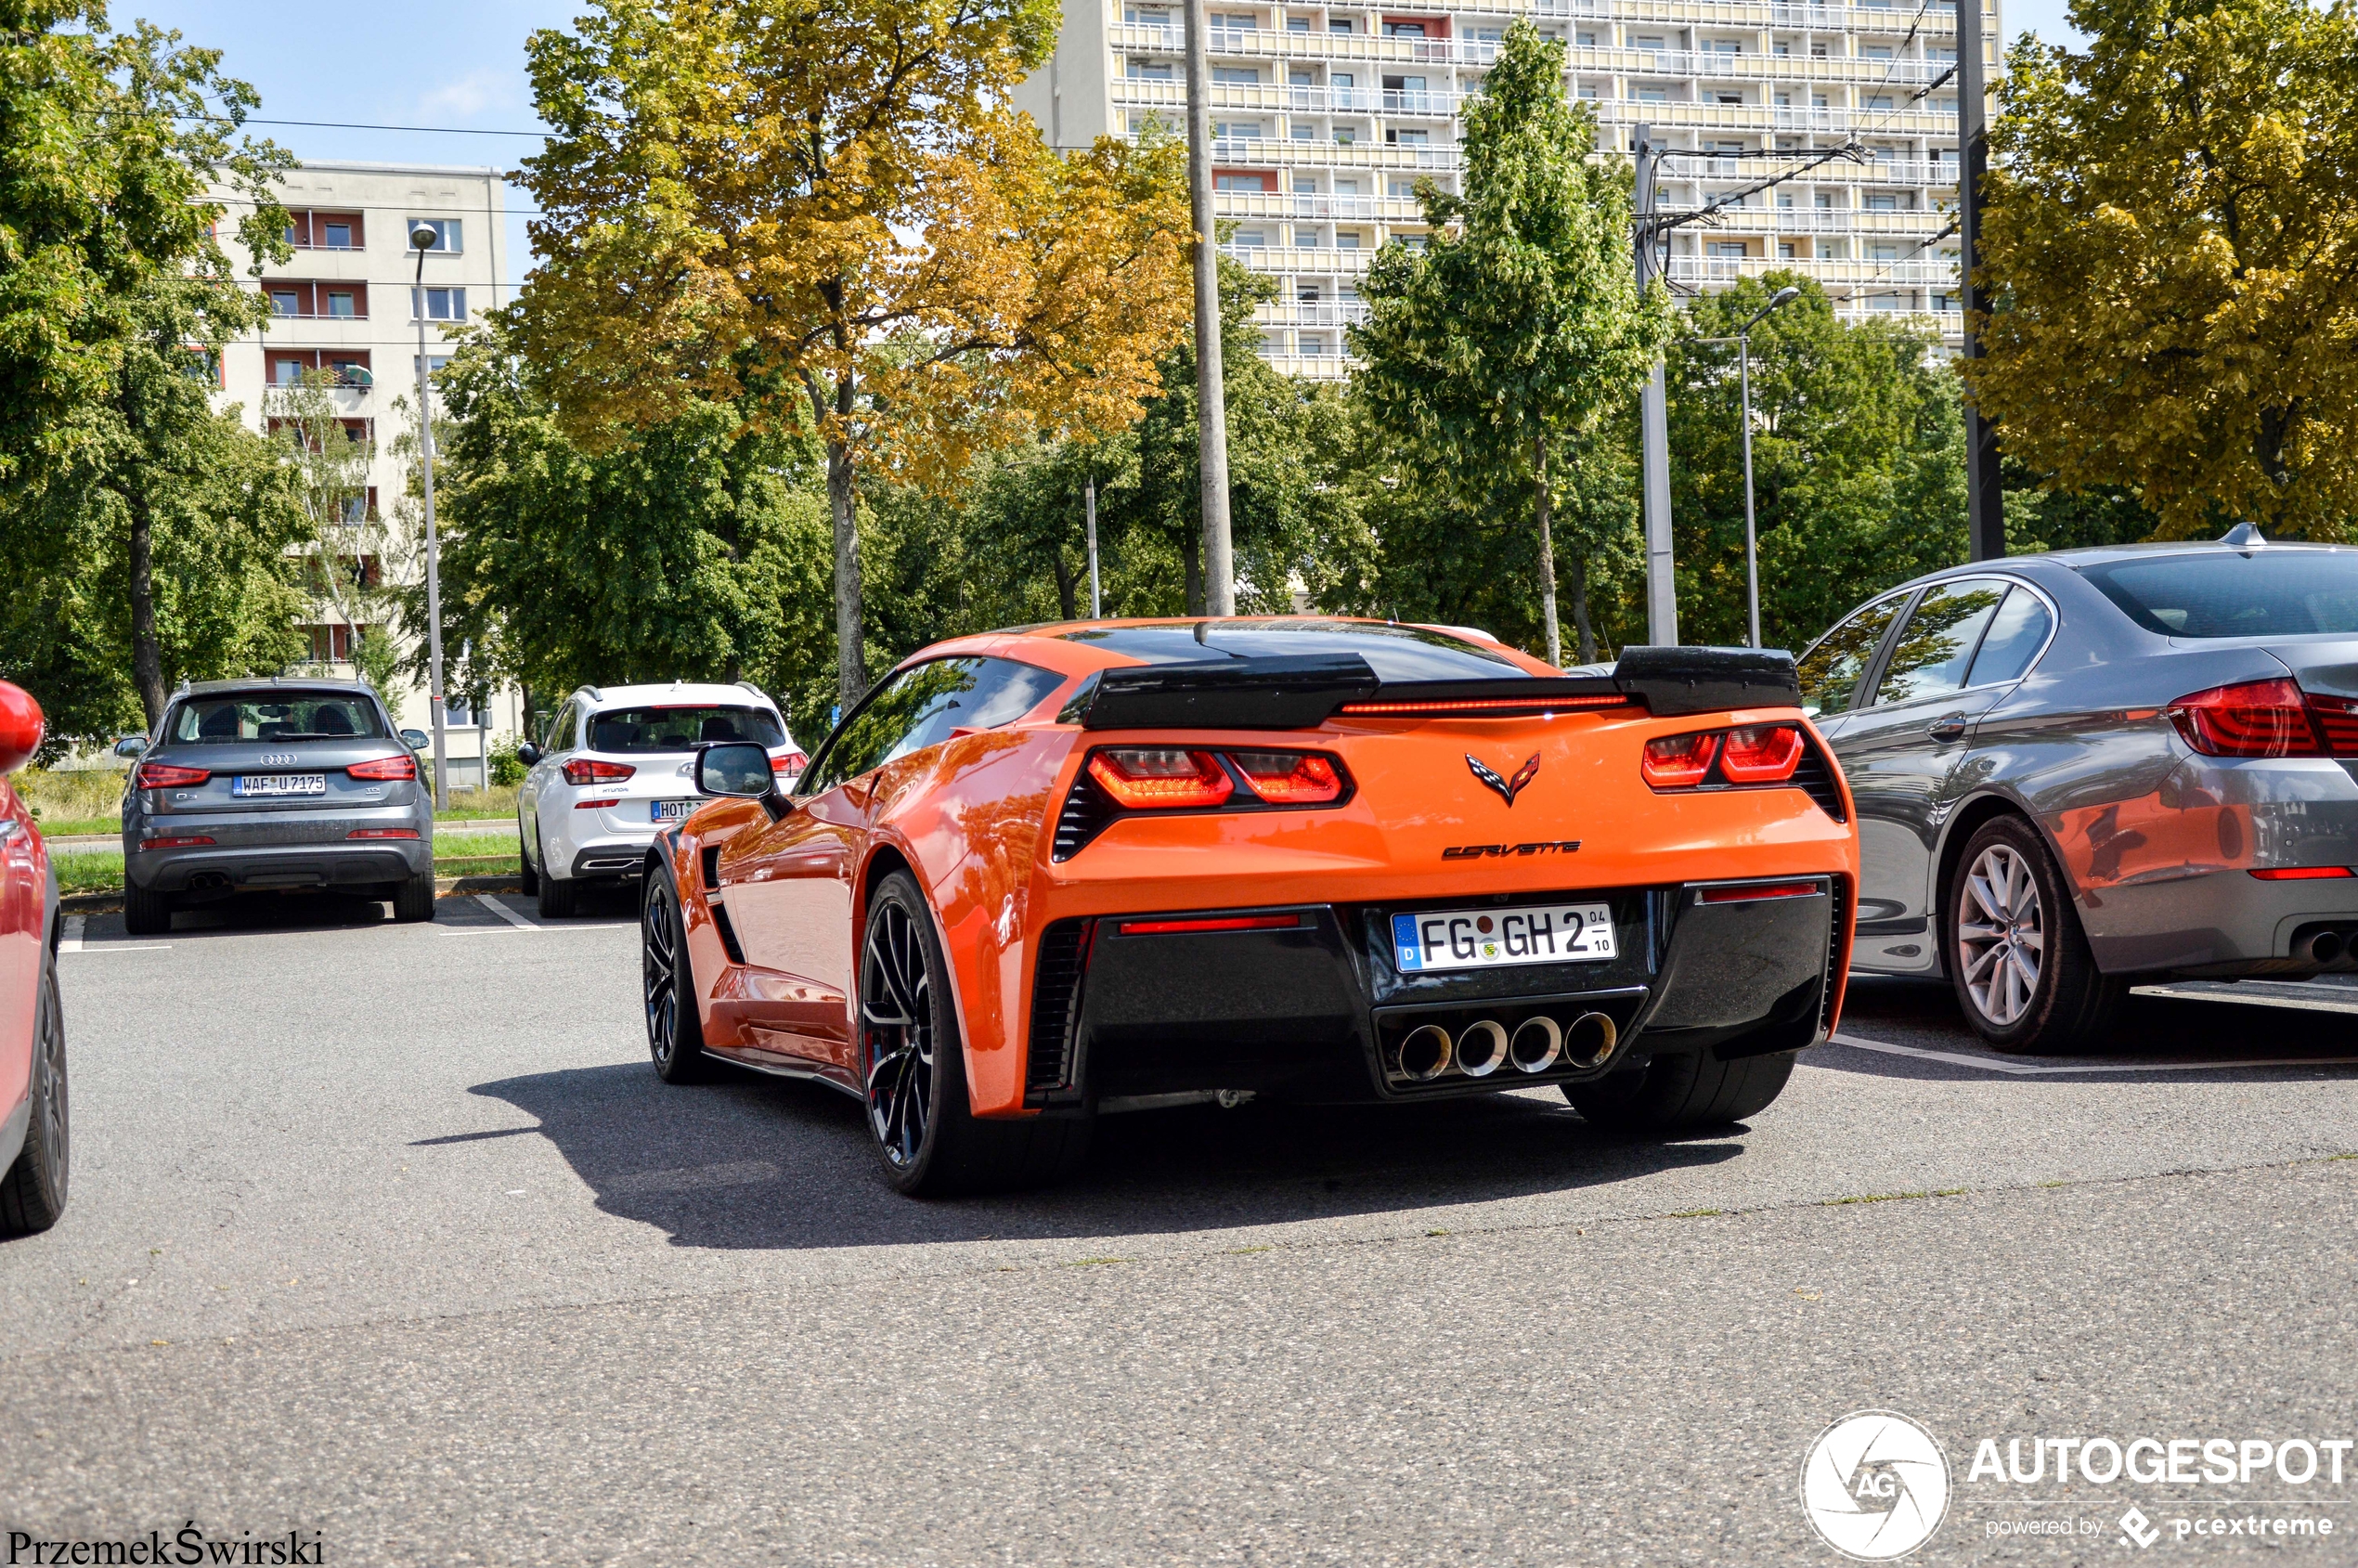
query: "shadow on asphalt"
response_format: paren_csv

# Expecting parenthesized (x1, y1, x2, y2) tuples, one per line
(466, 1062, 1745, 1248)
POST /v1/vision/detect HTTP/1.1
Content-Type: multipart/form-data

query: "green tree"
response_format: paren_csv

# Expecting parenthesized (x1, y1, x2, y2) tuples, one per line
(1963, 0, 2358, 536)
(1350, 19, 1667, 665)
(1663, 275, 1965, 650)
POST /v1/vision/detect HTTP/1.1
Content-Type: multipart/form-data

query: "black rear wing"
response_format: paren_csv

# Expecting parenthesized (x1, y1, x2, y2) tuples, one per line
(1065, 646, 1800, 731)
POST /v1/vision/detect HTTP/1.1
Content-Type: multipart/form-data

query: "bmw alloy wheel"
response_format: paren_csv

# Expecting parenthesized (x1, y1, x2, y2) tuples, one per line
(1957, 843, 2045, 1026)
(861, 899, 934, 1171)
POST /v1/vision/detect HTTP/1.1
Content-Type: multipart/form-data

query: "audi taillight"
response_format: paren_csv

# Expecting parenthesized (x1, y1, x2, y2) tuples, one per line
(141, 834, 214, 849)
(1086, 748, 1234, 810)
(1640, 732, 1719, 788)
(2166, 679, 2319, 758)
(136, 762, 210, 789)
(1718, 724, 1805, 784)
(563, 758, 636, 786)
(771, 750, 809, 778)
(346, 754, 418, 782)
(1229, 750, 1345, 805)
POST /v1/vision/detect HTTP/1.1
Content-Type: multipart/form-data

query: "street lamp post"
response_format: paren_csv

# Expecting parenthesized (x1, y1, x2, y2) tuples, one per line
(410, 224, 449, 813)
(1698, 287, 1803, 650)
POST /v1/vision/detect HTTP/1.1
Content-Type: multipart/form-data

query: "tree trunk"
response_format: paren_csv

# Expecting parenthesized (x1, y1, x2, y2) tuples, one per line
(1052, 551, 1078, 622)
(1184, 520, 1205, 616)
(1533, 435, 1561, 669)
(128, 486, 166, 727)
(825, 433, 864, 713)
(1570, 553, 1596, 665)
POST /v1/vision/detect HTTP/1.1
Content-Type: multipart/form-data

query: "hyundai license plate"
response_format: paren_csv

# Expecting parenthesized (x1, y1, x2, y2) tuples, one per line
(650, 799, 695, 823)
(1391, 902, 1616, 974)
(232, 773, 326, 797)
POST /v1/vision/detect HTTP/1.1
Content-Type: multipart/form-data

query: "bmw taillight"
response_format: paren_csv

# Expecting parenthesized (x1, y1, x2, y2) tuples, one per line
(2166, 679, 2319, 758)
(563, 758, 636, 786)
(136, 762, 210, 788)
(1718, 724, 1806, 784)
(1086, 748, 1235, 810)
(1640, 732, 1719, 788)
(347, 754, 418, 782)
(771, 750, 809, 778)
(1229, 750, 1345, 804)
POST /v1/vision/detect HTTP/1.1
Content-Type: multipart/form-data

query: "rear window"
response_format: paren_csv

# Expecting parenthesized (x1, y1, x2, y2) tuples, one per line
(1057, 620, 1521, 680)
(167, 693, 386, 744)
(2080, 551, 2358, 639)
(586, 706, 784, 753)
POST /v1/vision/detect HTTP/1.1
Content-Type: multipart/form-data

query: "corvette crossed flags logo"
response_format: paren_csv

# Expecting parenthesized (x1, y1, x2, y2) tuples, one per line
(1467, 753, 1542, 808)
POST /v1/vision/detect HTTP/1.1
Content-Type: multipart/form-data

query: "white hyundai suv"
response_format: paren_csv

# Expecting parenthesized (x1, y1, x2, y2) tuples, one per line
(515, 682, 806, 917)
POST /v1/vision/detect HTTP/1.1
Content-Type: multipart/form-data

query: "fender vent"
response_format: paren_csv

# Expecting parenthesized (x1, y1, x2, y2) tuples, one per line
(1816, 875, 1850, 1040)
(1792, 738, 1847, 823)
(700, 844, 722, 890)
(711, 902, 747, 965)
(1025, 918, 1095, 1100)
(1051, 770, 1119, 862)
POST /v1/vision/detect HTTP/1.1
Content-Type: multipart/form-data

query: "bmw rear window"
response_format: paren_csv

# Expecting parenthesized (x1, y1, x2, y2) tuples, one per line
(586, 706, 784, 753)
(167, 693, 386, 744)
(2081, 551, 2358, 638)
(1057, 620, 1521, 680)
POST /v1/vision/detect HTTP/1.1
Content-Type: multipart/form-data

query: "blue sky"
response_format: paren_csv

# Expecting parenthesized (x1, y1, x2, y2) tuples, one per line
(126, 0, 2089, 282)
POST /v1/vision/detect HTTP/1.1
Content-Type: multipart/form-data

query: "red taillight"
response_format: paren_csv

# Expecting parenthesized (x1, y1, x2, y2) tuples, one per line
(136, 762, 210, 789)
(346, 754, 418, 782)
(1640, 732, 1719, 788)
(771, 750, 809, 777)
(1086, 748, 1234, 810)
(346, 827, 420, 839)
(1718, 724, 1805, 784)
(563, 758, 636, 786)
(2166, 679, 2319, 758)
(141, 834, 215, 849)
(1699, 880, 1822, 903)
(1229, 750, 1346, 805)
(2249, 866, 2354, 881)
(1116, 914, 1306, 936)
(2306, 693, 2358, 754)
(1335, 694, 1628, 717)
(574, 797, 624, 810)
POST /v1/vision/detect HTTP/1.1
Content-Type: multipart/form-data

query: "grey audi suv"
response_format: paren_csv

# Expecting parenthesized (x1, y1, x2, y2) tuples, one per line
(118, 680, 434, 934)
(1802, 526, 2358, 1053)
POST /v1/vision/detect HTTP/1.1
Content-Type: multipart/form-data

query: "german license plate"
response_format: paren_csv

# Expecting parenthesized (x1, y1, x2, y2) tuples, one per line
(650, 799, 694, 823)
(232, 773, 326, 797)
(1391, 901, 1616, 973)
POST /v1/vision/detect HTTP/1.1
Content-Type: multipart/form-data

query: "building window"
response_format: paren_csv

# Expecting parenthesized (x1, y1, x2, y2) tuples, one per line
(1212, 66, 1260, 84)
(1328, 16, 1353, 31)
(1127, 58, 1174, 79)
(1382, 19, 1426, 36)
(1334, 231, 1361, 250)
(1215, 172, 1271, 191)
(1287, 13, 1309, 29)
(1231, 229, 1267, 248)
(269, 289, 299, 317)
(1213, 122, 1265, 141)
(412, 287, 467, 321)
(1708, 241, 1747, 258)
(1291, 122, 1315, 140)
(1300, 335, 1329, 356)
(326, 291, 356, 317)
(413, 355, 454, 381)
(284, 211, 364, 250)
(1779, 242, 1797, 259)
(408, 218, 463, 253)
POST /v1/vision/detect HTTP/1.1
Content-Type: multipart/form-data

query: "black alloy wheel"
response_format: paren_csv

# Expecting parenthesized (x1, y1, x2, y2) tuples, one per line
(0, 952, 70, 1235)
(862, 884, 937, 1179)
(642, 868, 712, 1083)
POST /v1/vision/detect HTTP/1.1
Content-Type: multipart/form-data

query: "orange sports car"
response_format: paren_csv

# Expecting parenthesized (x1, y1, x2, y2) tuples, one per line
(641, 619, 1859, 1195)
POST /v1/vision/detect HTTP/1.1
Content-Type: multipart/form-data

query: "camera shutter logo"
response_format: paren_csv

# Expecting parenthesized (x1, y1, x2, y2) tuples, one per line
(1799, 1410, 1950, 1560)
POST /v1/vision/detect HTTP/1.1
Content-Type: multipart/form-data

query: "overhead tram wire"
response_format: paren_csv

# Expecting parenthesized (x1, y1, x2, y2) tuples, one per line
(175, 114, 549, 136)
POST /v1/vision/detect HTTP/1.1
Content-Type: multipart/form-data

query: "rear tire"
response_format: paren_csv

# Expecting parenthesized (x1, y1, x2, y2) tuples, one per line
(642, 866, 715, 1083)
(1563, 1049, 1797, 1133)
(123, 881, 172, 936)
(393, 870, 436, 923)
(861, 871, 1091, 1197)
(1947, 814, 2123, 1055)
(536, 829, 578, 919)
(0, 953, 69, 1236)
(517, 814, 538, 895)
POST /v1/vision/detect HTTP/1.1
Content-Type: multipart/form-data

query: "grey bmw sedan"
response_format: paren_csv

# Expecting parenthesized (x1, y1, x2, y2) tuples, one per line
(1800, 527, 2358, 1053)
(119, 680, 434, 934)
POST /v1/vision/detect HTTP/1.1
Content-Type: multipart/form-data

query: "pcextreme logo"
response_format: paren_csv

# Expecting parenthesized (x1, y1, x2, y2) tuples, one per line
(1800, 1410, 1952, 1561)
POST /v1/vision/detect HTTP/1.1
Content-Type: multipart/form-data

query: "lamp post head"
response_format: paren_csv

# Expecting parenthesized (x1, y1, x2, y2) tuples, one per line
(409, 224, 441, 252)
(1768, 286, 1803, 309)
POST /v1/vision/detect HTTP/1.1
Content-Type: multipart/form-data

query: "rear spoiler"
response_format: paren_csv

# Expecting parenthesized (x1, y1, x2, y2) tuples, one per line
(1066, 645, 1800, 731)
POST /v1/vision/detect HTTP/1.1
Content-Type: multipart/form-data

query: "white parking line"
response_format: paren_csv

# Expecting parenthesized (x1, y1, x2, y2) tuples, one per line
(473, 894, 538, 930)
(60, 944, 174, 954)
(59, 916, 83, 952)
(1829, 1031, 2358, 1076)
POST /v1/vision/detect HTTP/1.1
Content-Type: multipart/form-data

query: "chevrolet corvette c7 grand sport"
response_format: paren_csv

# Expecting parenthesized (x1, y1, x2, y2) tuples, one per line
(639, 619, 1860, 1195)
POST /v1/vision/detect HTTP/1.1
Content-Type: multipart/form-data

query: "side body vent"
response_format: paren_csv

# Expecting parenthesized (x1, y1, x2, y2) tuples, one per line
(711, 903, 747, 965)
(1792, 738, 1848, 823)
(1052, 771, 1119, 862)
(699, 844, 722, 890)
(1815, 875, 1851, 1042)
(1025, 918, 1095, 1100)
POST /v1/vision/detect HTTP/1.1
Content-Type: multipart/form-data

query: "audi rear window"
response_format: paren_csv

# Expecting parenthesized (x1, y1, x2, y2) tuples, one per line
(586, 706, 784, 753)
(1057, 620, 1521, 680)
(2080, 551, 2358, 639)
(167, 693, 386, 744)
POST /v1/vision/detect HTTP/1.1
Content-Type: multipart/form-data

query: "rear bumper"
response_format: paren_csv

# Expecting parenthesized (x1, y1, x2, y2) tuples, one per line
(128, 837, 429, 894)
(1021, 876, 1846, 1110)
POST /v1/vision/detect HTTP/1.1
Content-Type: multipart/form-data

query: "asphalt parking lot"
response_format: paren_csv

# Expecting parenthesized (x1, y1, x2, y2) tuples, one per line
(5, 888, 2357, 1564)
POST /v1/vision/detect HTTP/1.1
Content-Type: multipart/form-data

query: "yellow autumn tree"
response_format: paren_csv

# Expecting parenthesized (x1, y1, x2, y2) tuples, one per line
(513, 0, 1194, 704)
(1960, 0, 2358, 538)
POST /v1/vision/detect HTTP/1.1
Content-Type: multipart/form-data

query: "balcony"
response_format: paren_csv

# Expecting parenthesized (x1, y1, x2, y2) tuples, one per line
(1668, 253, 1956, 284)
(1257, 300, 1374, 330)
(1216, 191, 1429, 222)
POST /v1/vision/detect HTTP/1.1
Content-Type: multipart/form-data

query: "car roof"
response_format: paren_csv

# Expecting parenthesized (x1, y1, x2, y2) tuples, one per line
(1903, 538, 2358, 591)
(907, 616, 1556, 681)
(174, 677, 379, 698)
(572, 681, 783, 709)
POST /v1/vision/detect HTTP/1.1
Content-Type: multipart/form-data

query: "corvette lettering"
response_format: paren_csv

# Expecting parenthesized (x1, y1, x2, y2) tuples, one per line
(1441, 840, 1582, 859)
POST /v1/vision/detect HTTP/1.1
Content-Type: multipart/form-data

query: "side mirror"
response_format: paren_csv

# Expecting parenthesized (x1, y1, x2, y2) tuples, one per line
(113, 734, 149, 758)
(515, 742, 541, 766)
(400, 728, 429, 750)
(695, 742, 774, 799)
(0, 682, 43, 776)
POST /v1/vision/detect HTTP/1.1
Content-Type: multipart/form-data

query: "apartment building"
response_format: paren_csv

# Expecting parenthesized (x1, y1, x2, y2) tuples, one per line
(1018, 0, 1989, 376)
(210, 161, 525, 784)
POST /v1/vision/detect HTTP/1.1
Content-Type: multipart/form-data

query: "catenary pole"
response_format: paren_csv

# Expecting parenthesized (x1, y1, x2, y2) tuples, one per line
(1084, 474, 1101, 618)
(411, 226, 449, 813)
(1957, 0, 2004, 561)
(1184, 0, 1235, 615)
(1633, 127, 1678, 645)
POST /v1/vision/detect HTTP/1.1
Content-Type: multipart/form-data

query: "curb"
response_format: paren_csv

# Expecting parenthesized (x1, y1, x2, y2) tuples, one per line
(60, 875, 524, 914)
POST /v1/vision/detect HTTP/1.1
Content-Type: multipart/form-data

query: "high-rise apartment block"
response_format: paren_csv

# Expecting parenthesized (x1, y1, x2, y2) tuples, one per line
(1018, 0, 1992, 376)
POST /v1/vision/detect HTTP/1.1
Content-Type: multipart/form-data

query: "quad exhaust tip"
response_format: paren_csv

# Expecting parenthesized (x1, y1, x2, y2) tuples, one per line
(1509, 1016, 1561, 1073)
(1398, 1011, 1622, 1082)
(1565, 1011, 1617, 1069)
(1455, 1019, 1509, 1078)
(1399, 1024, 1453, 1082)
